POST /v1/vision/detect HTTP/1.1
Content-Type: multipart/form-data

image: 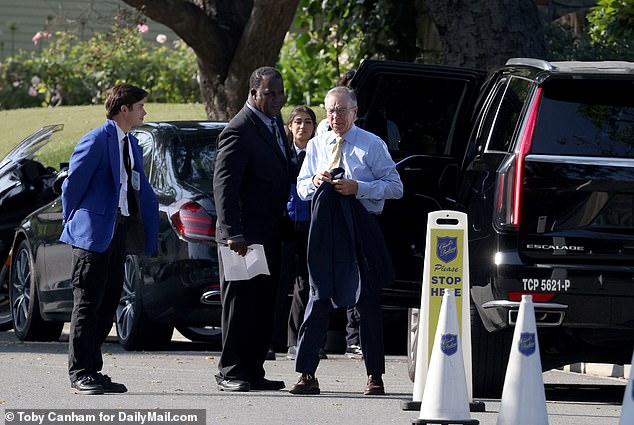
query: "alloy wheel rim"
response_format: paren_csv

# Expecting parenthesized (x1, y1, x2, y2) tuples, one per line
(11, 248, 31, 332)
(115, 257, 136, 341)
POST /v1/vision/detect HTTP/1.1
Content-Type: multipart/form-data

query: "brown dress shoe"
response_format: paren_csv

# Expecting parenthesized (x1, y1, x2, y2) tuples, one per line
(289, 373, 320, 395)
(364, 374, 385, 395)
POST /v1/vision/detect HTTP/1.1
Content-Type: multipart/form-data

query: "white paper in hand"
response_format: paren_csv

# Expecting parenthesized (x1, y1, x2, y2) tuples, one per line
(219, 243, 270, 280)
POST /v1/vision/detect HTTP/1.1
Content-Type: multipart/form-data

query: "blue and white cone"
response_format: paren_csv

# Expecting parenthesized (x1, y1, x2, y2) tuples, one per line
(619, 350, 634, 425)
(496, 294, 548, 425)
(414, 288, 477, 424)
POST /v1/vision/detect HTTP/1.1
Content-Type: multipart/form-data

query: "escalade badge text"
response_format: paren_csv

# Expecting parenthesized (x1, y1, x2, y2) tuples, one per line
(526, 244, 584, 251)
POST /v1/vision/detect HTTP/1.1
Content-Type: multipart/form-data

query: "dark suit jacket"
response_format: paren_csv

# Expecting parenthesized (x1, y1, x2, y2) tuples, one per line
(307, 181, 395, 307)
(213, 104, 292, 247)
(60, 119, 158, 255)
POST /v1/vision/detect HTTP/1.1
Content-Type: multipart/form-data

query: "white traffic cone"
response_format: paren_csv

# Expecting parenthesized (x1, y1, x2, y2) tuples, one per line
(413, 288, 478, 425)
(619, 350, 634, 425)
(496, 295, 548, 425)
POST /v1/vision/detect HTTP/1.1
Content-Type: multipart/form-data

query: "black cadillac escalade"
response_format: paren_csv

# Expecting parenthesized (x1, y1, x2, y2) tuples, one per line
(351, 58, 634, 396)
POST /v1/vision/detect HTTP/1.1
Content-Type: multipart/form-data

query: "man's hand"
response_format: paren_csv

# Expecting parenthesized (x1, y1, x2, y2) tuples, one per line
(228, 237, 248, 256)
(313, 170, 333, 187)
(332, 178, 358, 196)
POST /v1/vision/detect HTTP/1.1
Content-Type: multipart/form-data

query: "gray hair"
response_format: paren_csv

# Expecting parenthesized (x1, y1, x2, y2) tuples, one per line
(325, 86, 357, 106)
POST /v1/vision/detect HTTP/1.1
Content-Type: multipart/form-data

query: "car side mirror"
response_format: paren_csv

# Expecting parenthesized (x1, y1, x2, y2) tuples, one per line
(52, 168, 68, 195)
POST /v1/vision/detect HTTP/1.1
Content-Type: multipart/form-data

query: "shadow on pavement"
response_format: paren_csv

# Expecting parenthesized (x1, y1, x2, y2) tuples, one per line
(545, 383, 625, 404)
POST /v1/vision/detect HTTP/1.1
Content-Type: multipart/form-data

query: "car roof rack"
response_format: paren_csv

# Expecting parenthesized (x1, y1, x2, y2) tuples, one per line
(505, 58, 553, 71)
(505, 57, 634, 74)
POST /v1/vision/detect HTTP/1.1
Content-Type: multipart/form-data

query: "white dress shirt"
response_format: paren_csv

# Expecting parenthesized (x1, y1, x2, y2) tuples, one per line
(115, 125, 134, 216)
(297, 124, 403, 214)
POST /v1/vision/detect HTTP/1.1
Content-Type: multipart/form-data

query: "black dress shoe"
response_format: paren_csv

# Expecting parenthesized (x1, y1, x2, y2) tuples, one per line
(71, 375, 104, 395)
(96, 373, 128, 393)
(217, 379, 250, 392)
(249, 378, 285, 390)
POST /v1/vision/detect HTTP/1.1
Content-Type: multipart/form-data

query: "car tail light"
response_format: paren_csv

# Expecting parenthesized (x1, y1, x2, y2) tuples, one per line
(168, 199, 215, 241)
(508, 291, 555, 302)
(495, 87, 542, 228)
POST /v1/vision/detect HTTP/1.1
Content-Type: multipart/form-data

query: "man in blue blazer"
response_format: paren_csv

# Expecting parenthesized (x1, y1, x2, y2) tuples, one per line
(60, 83, 158, 395)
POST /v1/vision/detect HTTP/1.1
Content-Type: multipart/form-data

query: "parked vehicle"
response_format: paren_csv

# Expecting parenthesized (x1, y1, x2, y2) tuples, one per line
(7, 121, 225, 349)
(351, 58, 634, 397)
(0, 126, 63, 331)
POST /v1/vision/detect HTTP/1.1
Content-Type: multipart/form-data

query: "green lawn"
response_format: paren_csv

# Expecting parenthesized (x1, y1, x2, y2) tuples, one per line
(0, 103, 324, 167)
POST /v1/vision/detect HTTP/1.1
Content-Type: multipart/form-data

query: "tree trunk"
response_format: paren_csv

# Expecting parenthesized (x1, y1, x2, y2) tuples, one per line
(422, 0, 547, 70)
(122, 0, 299, 120)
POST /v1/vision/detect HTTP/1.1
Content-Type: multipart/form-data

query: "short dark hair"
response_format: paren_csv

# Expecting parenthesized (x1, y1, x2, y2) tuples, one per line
(105, 83, 148, 119)
(335, 70, 356, 87)
(249, 66, 282, 92)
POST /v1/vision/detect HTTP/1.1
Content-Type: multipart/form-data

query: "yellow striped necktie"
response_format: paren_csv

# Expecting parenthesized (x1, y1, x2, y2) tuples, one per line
(328, 136, 344, 170)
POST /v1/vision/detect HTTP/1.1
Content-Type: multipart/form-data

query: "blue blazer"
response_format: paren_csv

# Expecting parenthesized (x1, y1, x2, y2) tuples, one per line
(60, 119, 158, 255)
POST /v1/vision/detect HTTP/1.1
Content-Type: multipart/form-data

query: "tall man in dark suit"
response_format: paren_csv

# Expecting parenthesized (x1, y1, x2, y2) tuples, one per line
(213, 66, 292, 392)
(61, 83, 159, 395)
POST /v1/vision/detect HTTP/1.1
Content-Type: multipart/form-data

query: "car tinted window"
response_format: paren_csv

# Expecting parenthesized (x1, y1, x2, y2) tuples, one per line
(483, 76, 532, 153)
(531, 78, 634, 157)
(172, 130, 217, 193)
(359, 74, 473, 156)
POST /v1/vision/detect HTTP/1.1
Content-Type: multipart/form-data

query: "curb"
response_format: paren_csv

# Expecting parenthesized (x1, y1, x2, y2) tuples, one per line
(563, 363, 631, 379)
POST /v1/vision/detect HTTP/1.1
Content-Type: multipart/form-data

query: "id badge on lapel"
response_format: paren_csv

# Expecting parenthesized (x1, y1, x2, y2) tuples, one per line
(131, 170, 141, 191)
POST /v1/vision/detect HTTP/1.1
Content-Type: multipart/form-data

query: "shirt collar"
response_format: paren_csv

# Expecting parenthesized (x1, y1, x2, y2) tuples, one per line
(329, 125, 357, 145)
(114, 123, 126, 143)
(246, 101, 276, 127)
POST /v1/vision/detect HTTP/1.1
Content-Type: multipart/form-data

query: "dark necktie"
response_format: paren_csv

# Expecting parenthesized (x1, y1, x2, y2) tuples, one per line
(271, 119, 286, 157)
(123, 136, 138, 216)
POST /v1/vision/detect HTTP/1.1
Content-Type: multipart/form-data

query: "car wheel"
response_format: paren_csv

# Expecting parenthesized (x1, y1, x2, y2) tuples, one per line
(115, 254, 173, 350)
(10, 240, 63, 341)
(470, 302, 511, 398)
(0, 262, 13, 331)
(176, 325, 222, 344)
(406, 307, 418, 382)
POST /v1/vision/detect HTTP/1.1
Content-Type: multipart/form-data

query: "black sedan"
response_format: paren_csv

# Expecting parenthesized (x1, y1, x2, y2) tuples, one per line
(7, 121, 225, 349)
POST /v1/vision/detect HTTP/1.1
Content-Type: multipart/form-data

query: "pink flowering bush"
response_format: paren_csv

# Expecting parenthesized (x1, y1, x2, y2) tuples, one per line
(32, 31, 52, 45)
(0, 21, 199, 109)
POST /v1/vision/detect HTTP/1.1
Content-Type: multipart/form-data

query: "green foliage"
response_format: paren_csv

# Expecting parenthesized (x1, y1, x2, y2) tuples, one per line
(0, 19, 200, 110)
(278, 0, 419, 106)
(544, 22, 599, 61)
(587, 0, 634, 59)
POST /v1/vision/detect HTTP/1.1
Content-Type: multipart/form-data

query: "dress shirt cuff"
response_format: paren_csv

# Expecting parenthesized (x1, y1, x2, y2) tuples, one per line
(356, 180, 370, 199)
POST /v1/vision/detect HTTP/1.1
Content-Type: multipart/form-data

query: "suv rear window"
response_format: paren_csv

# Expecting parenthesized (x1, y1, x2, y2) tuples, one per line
(531, 78, 634, 158)
(172, 130, 217, 193)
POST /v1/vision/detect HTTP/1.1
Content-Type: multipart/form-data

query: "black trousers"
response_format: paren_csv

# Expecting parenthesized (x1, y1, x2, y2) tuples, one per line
(286, 225, 309, 348)
(68, 217, 127, 382)
(216, 239, 281, 383)
(345, 306, 361, 346)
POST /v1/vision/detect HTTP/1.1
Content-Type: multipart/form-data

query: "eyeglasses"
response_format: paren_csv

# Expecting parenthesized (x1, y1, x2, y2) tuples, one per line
(326, 106, 356, 116)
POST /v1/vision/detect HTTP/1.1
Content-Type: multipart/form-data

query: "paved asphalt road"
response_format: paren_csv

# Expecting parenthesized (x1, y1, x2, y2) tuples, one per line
(0, 326, 627, 425)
